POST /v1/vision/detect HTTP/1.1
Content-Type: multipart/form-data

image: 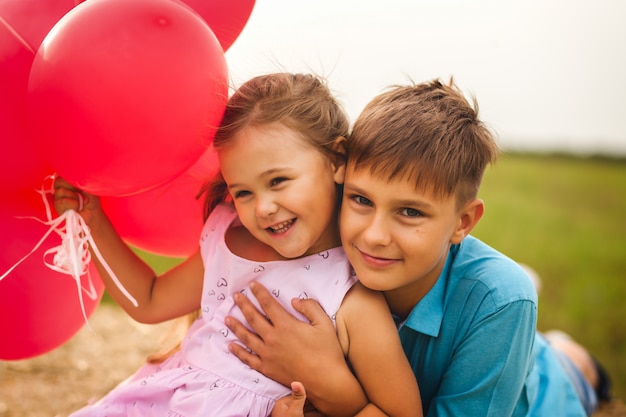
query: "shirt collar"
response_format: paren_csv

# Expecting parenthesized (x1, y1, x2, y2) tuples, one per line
(401, 243, 459, 337)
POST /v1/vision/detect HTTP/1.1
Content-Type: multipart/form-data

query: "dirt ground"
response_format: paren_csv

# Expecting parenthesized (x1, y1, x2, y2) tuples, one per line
(0, 304, 172, 417)
(0, 304, 624, 417)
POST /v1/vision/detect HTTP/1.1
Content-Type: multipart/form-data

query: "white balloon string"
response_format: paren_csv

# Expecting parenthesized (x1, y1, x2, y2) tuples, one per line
(0, 180, 138, 332)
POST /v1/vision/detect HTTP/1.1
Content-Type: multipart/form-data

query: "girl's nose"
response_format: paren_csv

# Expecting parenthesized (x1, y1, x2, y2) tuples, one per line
(256, 196, 278, 218)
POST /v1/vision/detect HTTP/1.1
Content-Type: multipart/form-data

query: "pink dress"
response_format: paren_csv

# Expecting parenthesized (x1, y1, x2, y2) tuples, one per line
(70, 204, 357, 417)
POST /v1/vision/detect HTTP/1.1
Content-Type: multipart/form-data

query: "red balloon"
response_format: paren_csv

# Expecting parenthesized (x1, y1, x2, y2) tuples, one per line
(101, 146, 219, 257)
(0, 189, 104, 360)
(27, 0, 228, 196)
(181, 0, 255, 52)
(0, 0, 254, 54)
(0, 20, 54, 193)
(0, 0, 79, 51)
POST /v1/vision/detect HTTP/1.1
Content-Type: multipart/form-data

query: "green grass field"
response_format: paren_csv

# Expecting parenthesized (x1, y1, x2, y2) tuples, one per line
(134, 152, 626, 401)
(473, 152, 626, 401)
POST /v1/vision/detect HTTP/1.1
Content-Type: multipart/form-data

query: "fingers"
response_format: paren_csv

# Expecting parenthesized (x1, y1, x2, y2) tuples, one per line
(249, 281, 294, 326)
(227, 337, 262, 370)
(53, 176, 82, 210)
(232, 288, 274, 335)
(227, 281, 339, 389)
(291, 298, 331, 327)
(289, 381, 308, 416)
(226, 285, 279, 371)
(53, 187, 84, 214)
(53, 176, 78, 192)
(290, 381, 307, 401)
(226, 315, 264, 367)
(52, 177, 102, 217)
(271, 382, 308, 417)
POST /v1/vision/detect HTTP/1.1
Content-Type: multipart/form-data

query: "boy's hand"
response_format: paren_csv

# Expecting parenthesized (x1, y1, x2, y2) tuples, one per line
(53, 176, 102, 224)
(226, 282, 346, 388)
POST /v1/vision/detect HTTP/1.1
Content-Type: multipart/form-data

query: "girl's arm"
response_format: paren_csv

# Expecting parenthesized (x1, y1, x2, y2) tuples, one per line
(337, 283, 422, 417)
(53, 178, 203, 323)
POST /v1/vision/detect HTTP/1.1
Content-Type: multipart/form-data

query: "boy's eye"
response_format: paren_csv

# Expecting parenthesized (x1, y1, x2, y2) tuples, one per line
(351, 195, 372, 206)
(400, 208, 421, 217)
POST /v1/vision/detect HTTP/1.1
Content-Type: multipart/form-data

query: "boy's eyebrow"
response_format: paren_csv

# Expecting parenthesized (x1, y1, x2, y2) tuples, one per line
(344, 182, 434, 209)
(343, 182, 368, 195)
(394, 198, 434, 210)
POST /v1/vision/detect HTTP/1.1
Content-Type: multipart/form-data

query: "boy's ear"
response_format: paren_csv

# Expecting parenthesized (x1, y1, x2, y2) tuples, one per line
(450, 198, 485, 244)
(331, 136, 348, 184)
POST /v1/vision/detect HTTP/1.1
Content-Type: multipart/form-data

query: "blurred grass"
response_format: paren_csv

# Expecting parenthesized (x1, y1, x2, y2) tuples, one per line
(99, 250, 183, 304)
(473, 152, 626, 401)
(106, 152, 626, 400)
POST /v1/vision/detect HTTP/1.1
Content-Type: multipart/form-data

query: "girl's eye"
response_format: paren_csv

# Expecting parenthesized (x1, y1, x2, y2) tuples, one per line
(400, 207, 422, 217)
(233, 190, 251, 199)
(270, 177, 288, 187)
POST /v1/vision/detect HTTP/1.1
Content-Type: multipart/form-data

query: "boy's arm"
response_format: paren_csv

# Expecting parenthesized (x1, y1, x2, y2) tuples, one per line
(227, 282, 369, 416)
(272, 383, 392, 417)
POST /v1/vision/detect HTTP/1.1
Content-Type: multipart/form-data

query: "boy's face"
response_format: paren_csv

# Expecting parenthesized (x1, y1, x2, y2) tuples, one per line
(340, 165, 467, 313)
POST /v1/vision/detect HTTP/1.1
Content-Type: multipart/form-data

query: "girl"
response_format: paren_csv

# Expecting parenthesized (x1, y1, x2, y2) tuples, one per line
(54, 73, 421, 417)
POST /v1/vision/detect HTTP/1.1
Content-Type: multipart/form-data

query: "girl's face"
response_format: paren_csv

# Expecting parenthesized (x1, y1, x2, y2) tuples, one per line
(218, 123, 344, 259)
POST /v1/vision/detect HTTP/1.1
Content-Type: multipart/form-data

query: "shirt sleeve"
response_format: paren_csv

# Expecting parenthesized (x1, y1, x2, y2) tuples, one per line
(427, 300, 537, 417)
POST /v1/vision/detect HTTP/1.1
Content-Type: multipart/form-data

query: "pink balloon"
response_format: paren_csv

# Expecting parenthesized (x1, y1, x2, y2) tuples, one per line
(101, 146, 219, 257)
(181, 0, 255, 52)
(0, 189, 104, 360)
(27, 0, 228, 196)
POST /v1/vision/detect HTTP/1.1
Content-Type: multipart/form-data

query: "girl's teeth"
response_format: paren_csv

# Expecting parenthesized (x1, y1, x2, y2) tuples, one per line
(270, 220, 293, 233)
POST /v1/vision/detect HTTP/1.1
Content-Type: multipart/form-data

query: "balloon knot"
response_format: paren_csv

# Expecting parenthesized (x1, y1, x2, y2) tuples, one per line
(0, 175, 138, 333)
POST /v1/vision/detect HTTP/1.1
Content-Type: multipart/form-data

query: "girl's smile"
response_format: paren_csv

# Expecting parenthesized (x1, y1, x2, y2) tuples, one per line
(266, 218, 296, 234)
(218, 123, 344, 259)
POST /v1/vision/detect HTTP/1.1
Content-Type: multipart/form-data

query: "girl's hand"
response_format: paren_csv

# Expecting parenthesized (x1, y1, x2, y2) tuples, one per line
(53, 177, 102, 224)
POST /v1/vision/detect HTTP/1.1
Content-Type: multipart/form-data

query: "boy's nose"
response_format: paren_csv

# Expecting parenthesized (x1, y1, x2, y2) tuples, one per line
(361, 214, 392, 246)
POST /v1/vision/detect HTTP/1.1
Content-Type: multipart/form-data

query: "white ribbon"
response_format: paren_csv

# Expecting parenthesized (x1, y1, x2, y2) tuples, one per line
(0, 179, 138, 332)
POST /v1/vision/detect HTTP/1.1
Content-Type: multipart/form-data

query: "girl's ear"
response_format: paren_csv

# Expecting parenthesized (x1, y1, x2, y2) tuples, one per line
(331, 136, 348, 184)
(450, 198, 485, 244)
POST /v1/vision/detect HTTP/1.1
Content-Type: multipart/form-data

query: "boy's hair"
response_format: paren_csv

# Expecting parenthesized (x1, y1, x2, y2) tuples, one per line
(201, 73, 349, 219)
(348, 78, 500, 207)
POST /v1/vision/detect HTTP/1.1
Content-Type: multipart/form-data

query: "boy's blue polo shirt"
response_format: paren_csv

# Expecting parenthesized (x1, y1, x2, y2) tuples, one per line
(398, 235, 586, 417)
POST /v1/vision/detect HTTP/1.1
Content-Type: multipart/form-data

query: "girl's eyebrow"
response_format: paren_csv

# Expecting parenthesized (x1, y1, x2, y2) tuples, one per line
(227, 168, 291, 190)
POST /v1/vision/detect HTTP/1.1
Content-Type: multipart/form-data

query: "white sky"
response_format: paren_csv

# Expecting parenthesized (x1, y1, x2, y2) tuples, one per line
(224, 0, 626, 155)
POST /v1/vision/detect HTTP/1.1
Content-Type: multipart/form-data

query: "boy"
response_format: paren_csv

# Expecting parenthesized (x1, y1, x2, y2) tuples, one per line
(226, 79, 604, 416)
